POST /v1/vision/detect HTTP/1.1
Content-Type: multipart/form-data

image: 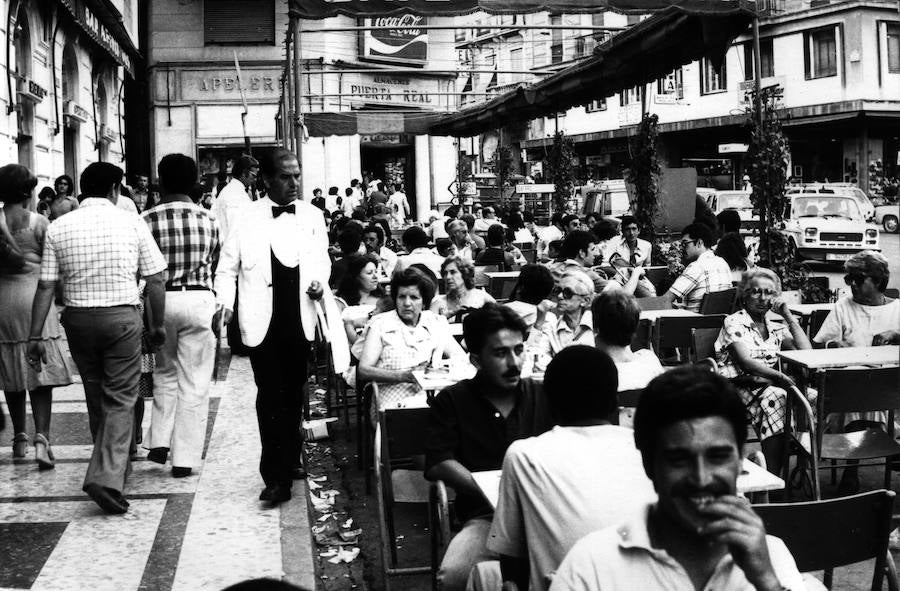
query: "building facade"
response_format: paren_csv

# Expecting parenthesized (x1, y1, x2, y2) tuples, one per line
(0, 0, 137, 193)
(457, 1, 900, 200)
(149, 0, 459, 219)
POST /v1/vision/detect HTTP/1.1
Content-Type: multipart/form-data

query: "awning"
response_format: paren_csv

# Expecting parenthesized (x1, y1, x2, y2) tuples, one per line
(305, 111, 444, 137)
(428, 2, 756, 137)
(291, 0, 758, 19)
(56, 0, 140, 75)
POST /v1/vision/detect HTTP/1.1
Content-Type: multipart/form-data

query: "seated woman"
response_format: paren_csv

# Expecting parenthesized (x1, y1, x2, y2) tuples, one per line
(431, 256, 495, 321)
(715, 231, 750, 283)
(714, 267, 811, 475)
(335, 253, 384, 345)
(814, 250, 899, 348)
(358, 267, 466, 411)
(591, 289, 664, 391)
(505, 264, 555, 329)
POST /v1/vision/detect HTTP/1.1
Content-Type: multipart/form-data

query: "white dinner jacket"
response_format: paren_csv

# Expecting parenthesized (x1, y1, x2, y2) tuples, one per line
(215, 197, 350, 370)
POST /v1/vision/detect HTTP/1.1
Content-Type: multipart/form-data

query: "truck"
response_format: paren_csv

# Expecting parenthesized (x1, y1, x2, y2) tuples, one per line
(579, 168, 698, 233)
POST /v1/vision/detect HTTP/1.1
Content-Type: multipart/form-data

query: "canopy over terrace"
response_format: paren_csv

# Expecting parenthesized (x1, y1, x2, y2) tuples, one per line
(426, 1, 757, 137)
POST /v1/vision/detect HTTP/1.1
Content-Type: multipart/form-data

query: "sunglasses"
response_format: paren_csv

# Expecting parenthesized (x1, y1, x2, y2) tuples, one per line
(681, 239, 698, 248)
(558, 287, 587, 300)
(844, 273, 869, 286)
(748, 287, 777, 297)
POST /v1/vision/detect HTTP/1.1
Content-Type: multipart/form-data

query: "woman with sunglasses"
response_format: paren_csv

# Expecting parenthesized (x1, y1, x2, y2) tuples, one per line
(813, 250, 899, 348)
(527, 270, 597, 372)
(714, 267, 811, 476)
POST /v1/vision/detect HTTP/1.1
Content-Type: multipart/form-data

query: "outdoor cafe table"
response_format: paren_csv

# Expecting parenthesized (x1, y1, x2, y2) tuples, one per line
(639, 309, 700, 322)
(472, 458, 785, 510)
(777, 346, 899, 372)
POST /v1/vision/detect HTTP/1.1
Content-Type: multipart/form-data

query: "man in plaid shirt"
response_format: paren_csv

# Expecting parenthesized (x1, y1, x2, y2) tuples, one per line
(142, 154, 220, 478)
(637, 222, 733, 313)
(27, 162, 167, 515)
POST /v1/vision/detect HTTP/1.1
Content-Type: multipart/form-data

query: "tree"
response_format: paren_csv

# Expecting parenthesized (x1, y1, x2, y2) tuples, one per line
(625, 113, 661, 243)
(543, 131, 576, 213)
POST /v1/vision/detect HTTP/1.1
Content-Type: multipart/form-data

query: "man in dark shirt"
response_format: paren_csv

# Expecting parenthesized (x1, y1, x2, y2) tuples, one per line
(425, 304, 553, 591)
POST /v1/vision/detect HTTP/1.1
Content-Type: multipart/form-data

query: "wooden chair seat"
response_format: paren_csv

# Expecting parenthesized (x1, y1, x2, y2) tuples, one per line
(820, 428, 900, 462)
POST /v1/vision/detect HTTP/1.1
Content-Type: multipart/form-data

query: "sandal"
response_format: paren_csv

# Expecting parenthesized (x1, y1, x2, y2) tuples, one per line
(34, 433, 55, 470)
(12, 433, 28, 459)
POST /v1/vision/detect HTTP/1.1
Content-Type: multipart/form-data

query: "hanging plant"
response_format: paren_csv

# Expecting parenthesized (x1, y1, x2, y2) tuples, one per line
(745, 85, 791, 275)
(543, 131, 576, 213)
(626, 113, 661, 244)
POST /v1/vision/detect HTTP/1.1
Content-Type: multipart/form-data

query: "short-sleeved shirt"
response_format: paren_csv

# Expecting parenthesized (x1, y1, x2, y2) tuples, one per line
(425, 374, 552, 522)
(813, 296, 900, 348)
(142, 200, 220, 290)
(40, 198, 167, 307)
(528, 311, 596, 371)
(549, 506, 806, 591)
(668, 250, 733, 312)
(608, 236, 652, 267)
(488, 425, 656, 591)
(715, 309, 788, 379)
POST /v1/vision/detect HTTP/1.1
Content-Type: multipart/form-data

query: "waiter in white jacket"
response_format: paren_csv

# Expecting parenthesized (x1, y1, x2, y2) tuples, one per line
(215, 149, 347, 505)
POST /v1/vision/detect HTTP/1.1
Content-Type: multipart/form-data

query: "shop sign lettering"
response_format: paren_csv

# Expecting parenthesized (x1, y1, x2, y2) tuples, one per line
(180, 69, 281, 102)
(344, 73, 439, 106)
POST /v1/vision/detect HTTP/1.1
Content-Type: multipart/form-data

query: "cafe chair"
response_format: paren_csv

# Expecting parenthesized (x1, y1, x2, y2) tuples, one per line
(753, 490, 898, 591)
(699, 287, 738, 315)
(690, 327, 721, 371)
(374, 408, 452, 591)
(474, 265, 499, 289)
(488, 274, 519, 301)
(808, 308, 831, 340)
(642, 265, 671, 293)
(810, 367, 900, 496)
(358, 379, 376, 495)
(652, 314, 726, 365)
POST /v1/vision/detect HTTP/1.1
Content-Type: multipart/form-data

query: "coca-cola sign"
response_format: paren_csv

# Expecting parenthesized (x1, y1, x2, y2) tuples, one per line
(360, 14, 428, 65)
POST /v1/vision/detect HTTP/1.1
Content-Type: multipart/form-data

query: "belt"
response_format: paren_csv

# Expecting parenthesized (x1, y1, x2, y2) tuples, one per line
(165, 285, 210, 292)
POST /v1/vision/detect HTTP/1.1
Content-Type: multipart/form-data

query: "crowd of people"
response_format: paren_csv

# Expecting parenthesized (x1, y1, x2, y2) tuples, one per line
(1, 147, 899, 590)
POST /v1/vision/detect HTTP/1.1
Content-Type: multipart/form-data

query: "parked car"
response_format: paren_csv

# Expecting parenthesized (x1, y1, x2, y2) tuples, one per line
(786, 183, 875, 221)
(779, 193, 880, 264)
(704, 190, 760, 236)
(875, 202, 899, 233)
(580, 180, 631, 219)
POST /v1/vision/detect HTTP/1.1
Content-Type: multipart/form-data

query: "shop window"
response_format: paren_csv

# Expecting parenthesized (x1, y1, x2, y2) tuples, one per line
(204, 0, 274, 45)
(700, 57, 727, 94)
(618, 86, 643, 106)
(888, 24, 900, 73)
(743, 38, 774, 80)
(586, 98, 607, 112)
(804, 26, 838, 79)
(657, 69, 684, 99)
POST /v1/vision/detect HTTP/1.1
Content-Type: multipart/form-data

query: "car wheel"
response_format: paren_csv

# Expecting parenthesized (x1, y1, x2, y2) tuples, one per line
(883, 215, 899, 233)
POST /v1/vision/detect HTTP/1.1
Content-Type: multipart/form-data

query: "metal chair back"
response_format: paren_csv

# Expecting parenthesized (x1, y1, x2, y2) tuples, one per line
(699, 287, 738, 315)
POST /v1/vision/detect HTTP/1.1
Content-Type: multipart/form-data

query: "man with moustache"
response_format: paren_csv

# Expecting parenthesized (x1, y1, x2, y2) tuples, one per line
(550, 367, 805, 591)
(425, 304, 553, 591)
(215, 149, 346, 505)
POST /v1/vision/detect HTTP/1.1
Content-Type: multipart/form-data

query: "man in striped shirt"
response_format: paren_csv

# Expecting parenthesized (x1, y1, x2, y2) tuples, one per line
(142, 154, 220, 478)
(28, 162, 168, 515)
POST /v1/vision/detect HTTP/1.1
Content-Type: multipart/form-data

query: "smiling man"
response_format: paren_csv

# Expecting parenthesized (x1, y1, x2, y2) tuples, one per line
(550, 367, 805, 591)
(425, 304, 553, 591)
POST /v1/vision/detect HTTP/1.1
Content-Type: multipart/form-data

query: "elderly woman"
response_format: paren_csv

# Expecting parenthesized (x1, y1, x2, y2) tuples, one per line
(0, 165, 72, 468)
(431, 256, 495, 320)
(814, 250, 899, 348)
(528, 269, 596, 372)
(358, 267, 466, 410)
(335, 253, 384, 345)
(715, 267, 811, 475)
(506, 264, 555, 329)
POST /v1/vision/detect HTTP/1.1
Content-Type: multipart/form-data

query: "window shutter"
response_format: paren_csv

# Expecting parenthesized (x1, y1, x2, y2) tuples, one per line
(204, 0, 274, 45)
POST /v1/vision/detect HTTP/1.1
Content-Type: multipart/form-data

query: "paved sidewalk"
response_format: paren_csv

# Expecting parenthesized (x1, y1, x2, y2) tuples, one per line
(0, 356, 315, 591)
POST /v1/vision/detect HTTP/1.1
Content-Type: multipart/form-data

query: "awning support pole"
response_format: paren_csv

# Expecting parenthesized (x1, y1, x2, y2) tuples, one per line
(292, 13, 305, 200)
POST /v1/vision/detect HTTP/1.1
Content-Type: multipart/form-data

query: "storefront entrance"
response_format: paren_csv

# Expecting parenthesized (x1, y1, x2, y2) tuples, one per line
(198, 145, 277, 196)
(360, 135, 416, 218)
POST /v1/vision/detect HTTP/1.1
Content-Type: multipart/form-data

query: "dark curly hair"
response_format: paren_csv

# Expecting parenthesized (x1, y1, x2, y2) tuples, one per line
(336, 253, 380, 306)
(0, 164, 38, 204)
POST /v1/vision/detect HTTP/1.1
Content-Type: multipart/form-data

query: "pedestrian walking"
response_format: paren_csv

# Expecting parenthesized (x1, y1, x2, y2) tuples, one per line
(0, 164, 72, 469)
(143, 154, 220, 478)
(27, 162, 167, 515)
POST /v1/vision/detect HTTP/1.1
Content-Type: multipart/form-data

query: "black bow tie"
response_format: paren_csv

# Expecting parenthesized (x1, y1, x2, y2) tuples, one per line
(272, 204, 296, 218)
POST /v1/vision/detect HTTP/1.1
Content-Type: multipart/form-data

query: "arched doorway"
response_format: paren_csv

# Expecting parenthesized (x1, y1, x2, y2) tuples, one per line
(12, 4, 34, 170)
(62, 44, 80, 186)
